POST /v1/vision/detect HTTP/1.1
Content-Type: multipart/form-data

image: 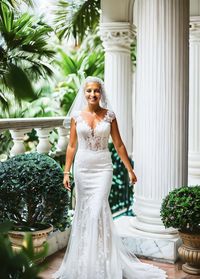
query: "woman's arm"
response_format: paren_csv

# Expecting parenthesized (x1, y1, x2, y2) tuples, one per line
(110, 118, 137, 184)
(63, 118, 77, 191)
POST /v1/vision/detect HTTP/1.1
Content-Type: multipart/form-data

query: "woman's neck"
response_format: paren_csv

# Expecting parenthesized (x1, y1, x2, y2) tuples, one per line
(86, 104, 101, 113)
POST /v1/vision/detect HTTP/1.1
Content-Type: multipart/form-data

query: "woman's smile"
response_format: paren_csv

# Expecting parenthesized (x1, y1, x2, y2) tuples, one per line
(84, 82, 101, 104)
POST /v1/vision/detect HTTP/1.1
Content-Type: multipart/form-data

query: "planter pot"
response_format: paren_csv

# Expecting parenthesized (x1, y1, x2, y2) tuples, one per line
(8, 224, 53, 263)
(178, 231, 200, 275)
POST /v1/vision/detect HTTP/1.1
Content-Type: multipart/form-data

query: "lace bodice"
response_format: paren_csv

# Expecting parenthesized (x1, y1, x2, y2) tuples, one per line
(71, 110, 116, 151)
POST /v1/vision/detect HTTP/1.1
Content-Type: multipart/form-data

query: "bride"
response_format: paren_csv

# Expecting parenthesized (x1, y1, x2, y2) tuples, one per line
(52, 76, 167, 279)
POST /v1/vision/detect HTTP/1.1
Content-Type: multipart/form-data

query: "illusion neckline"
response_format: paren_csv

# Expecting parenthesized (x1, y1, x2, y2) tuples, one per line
(79, 109, 109, 131)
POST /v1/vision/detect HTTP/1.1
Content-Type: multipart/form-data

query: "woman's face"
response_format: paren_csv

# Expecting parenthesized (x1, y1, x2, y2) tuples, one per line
(84, 82, 101, 105)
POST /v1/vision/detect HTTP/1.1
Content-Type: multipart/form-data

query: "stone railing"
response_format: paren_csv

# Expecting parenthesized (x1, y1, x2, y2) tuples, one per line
(0, 117, 70, 158)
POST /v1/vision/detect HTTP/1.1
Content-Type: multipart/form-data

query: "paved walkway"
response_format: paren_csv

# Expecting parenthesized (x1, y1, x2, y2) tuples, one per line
(39, 248, 199, 279)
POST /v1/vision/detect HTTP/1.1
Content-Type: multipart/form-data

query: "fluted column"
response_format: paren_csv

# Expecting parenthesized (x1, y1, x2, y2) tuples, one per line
(188, 17, 200, 185)
(100, 22, 135, 155)
(133, 0, 189, 234)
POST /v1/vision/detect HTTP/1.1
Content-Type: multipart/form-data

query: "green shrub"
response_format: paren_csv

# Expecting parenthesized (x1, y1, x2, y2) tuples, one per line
(160, 186, 200, 233)
(0, 153, 69, 231)
(109, 143, 134, 214)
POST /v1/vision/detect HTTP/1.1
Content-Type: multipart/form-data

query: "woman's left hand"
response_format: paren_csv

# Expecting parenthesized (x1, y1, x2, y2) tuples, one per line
(128, 170, 137, 185)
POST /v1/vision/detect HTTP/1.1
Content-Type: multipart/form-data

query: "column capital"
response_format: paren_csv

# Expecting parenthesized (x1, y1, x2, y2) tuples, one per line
(190, 16, 200, 42)
(100, 22, 136, 52)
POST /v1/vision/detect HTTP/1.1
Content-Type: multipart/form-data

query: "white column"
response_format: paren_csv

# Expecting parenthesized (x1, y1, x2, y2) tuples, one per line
(115, 0, 189, 263)
(100, 22, 135, 155)
(188, 17, 200, 185)
(133, 0, 189, 233)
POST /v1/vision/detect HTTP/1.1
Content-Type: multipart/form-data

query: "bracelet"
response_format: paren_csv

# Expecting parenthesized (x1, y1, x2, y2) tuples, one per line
(63, 171, 71, 174)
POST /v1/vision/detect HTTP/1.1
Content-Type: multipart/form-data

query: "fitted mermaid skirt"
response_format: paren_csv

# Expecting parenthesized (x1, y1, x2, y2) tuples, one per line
(52, 149, 167, 279)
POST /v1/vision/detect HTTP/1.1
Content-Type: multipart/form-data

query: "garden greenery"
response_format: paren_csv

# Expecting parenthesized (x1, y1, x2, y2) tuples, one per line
(0, 220, 48, 278)
(0, 1, 55, 107)
(109, 143, 133, 214)
(0, 153, 69, 231)
(53, 0, 100, 42)
(160, 186, 200, 233)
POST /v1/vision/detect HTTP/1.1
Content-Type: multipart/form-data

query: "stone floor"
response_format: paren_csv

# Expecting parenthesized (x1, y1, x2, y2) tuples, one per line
(39, 248, 200, 279)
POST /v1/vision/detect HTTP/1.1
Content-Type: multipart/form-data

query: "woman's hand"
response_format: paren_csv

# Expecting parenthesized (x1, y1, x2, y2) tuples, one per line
(128, 170, 137, 185)
(63, 174, 71, 191)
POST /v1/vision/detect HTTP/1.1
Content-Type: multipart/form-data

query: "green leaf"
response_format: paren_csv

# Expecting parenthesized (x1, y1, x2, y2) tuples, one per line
(0, 220, 13, 233)
(0, 2, 14, 33)
(6, 64, 37, 101)
(54, 0, 100, 42)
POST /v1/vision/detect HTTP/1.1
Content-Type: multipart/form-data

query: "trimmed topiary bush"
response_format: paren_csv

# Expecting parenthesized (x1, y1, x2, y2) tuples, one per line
(0, 153, 69, 231)
(160, 186, 200, 233)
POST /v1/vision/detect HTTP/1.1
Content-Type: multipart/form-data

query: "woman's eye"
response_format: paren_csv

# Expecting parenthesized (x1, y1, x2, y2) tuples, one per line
(86, 89, 101, 93)
(95, 89, 101, 93)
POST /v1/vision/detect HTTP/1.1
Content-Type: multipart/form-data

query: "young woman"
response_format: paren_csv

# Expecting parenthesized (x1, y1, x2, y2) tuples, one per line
(53, 77, 167, 279)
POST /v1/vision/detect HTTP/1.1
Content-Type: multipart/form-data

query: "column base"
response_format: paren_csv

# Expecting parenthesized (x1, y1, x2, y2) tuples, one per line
(114, 216, 182, 263)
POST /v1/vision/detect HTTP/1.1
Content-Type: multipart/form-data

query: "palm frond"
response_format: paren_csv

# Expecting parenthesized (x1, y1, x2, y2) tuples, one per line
(0, 91, 9, 111)
(56, 48, 78, 75)
(0, 2, 55, 103)
(0, 1, 14, 33)
(1, 10, 54, 56)
(53, 0, 100, 42)
(6, 64, 37, 101)
(5, 0, 34, 8)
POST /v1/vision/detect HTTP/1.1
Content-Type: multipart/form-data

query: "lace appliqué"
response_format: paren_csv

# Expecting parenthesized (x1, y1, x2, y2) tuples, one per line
(104, 110, 116, 123)
(73, 110, 116, 151)
(71, 111, 82, 123)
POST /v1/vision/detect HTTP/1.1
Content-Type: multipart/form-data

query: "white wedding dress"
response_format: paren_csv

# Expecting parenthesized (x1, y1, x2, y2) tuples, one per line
(52, 110, 167, 279)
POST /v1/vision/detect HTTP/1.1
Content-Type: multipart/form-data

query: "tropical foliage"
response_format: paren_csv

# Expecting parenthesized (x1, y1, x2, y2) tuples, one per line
(3, 0, 34, 8)
(0, 220, 48, 279)
(109, 143, 134, 215)
(53, 0, 100, 43)
(0, 1, 55, 106)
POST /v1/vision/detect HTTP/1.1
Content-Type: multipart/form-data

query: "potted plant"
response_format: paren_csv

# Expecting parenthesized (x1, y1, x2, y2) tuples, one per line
(0, 152, 69, 261)
(160, 186, 200, 275)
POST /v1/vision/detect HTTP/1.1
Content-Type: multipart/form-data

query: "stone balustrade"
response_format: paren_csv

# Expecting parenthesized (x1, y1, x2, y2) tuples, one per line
(0, 117, 69, 158)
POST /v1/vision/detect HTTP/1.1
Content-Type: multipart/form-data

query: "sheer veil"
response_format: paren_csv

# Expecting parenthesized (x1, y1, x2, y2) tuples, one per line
(63, 76, 112, 127)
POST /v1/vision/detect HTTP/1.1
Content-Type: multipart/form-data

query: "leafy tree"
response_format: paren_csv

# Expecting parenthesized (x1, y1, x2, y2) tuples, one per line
(53, 0, 100, 43)
(0, 1, 55, 107)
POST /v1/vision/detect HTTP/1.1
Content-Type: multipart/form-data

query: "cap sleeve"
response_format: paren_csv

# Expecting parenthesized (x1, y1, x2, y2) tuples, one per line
(71, 111, 80, 123)
(63, 111, 80, 127)
(105, 110, 116, 123)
